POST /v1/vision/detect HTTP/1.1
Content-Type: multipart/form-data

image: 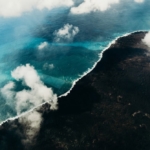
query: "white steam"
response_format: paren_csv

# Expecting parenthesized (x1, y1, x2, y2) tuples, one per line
(70, 0, 120, 14)
(0, 0, 74, 17)
(53, 24, 79, 42)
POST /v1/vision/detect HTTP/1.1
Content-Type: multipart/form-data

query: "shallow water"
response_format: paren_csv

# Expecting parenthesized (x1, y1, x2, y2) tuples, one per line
(0, 0, 150, 122)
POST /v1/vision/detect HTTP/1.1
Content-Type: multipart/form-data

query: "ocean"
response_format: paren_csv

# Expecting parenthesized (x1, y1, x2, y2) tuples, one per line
(0, 0, 150, 123)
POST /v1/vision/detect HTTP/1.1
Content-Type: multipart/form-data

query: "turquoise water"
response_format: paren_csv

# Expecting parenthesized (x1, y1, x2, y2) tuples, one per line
(0, 1, 150, 122)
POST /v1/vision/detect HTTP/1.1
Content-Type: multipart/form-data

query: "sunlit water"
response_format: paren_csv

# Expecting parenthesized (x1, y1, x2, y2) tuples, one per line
(0, 1, 150, 122)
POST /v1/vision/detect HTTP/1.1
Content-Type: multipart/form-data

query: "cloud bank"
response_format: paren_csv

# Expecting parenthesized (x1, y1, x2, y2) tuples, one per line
(1, 64, 58, 116)
(0, 0, 74, 17)
(142, 32, 150, 47)
(70, 0, 120, 14)
(53, 24, 79, 42)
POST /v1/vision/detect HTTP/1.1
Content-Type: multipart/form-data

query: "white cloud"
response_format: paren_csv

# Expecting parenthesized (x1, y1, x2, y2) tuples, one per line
(1, 82, 15, 101)
(43, 63, 54, 70)
(11, 64, 58, 114)
(0, 0, 74, 17)
(19, 111, 43, 144)
(38, 42, 48, 50)
(11, 64, 41, 88)
(70, 0, 119, 14)
(142, 32, 150, 47)
(134, 0, 144, 3)
(0, 82, 16, 115)
(0, 64, 58, 116)
(53, 24, 79, 42)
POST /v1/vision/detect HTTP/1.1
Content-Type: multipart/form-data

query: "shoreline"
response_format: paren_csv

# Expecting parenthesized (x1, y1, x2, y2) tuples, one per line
(0, 29, 148, 126)
(1, 30, 150, 150)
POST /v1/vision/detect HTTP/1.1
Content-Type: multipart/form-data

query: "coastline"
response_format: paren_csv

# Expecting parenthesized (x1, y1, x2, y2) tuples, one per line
(1, 30, 150, 150)
(0, 30, 148, 126)
(58, 30, 148, 98)
(33, 30, 150, 150)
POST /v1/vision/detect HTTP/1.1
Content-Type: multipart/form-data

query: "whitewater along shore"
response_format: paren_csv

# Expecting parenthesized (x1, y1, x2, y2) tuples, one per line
(1, 31, 150, 150)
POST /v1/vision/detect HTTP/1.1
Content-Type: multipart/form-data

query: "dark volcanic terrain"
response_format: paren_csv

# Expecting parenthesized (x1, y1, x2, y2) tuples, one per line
(1, 31, 150, 150)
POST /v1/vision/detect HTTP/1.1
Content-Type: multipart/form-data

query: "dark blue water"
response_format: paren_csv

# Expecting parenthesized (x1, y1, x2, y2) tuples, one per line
(0, 0, 150, 122)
